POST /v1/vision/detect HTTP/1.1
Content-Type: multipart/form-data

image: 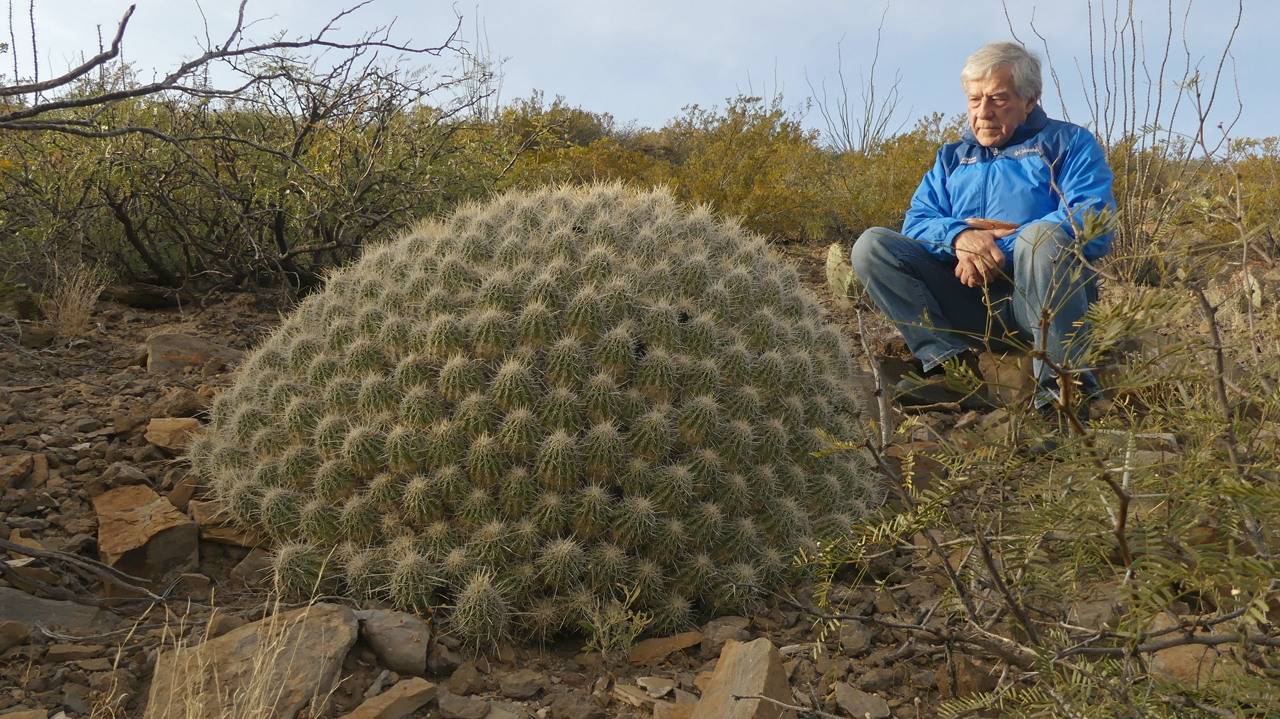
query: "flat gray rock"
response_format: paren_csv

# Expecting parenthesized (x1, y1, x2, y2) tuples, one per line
(0, 587, 118, 631)
(356, 609, 431, 675)
(143, 333, 242, 374)
(144, 603, 357, 719)
(834, 683, 890, 719)
(437, 689, 491, 719)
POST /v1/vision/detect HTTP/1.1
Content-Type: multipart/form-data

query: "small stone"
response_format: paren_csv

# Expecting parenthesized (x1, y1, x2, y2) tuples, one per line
(628, 631, 703, 666)
(0, 587, 115, 631)
(206, 613, 247, 639)
(1147, 614, 1221, 686)
(5, 516, 48, 531)
(178, 573, 212, 601)
(189, 499, 265, 547)
(856, 667, 895, 692)
(339, 677, 437, 719)
(356, 610, 431, 675)
(485, 703, 524, 719)
(166, 474, 198, 512)
(1, 709, 48, 719)
(689, 638, 795, 719)
(448, 662, 484, 696)
(62, 683, 94, 714)
(229, 548, 272, 587)
(142, 333, 242, 374)
(498, 669, 544, 699)
(936, 655, 997, 699)
(613, 684, 655, 709)
(699, 616, 750, 660)
(46, 644, 105, 662)
(839, 620, 872, 657)
(76, 658, 113, 672)
(428, 643, 465, 675)
(0, 619, 29, 652)
(18, 326, 55, 348)
(437, 689, 491, 719)
(550, 691, 604, 719)
(833, 683, 890, 719)
(6, 530, 43, 559)
(144, 418, 201, 452)
(25, 453, 48, 487)
(904, 577, 937, 600)
(636, 676, 675, 699)
(93, 484, 198, 580)
(69, 417, 103, 434)
(101, 462, 149, 486)
(0, 453, 34, 489)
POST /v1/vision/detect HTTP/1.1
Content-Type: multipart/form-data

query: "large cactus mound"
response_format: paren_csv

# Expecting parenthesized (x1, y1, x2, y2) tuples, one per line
(191, 184, 878, 644)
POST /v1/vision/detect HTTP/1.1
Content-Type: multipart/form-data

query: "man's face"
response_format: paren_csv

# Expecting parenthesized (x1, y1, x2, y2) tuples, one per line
(966, 65, 1038, 147)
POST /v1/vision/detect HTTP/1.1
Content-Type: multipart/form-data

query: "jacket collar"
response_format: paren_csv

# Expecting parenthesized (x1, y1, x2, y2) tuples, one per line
(961, 105, 1049, 149)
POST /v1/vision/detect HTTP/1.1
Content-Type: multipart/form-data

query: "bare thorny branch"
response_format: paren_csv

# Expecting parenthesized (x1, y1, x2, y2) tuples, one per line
(0, 1, 462, 130)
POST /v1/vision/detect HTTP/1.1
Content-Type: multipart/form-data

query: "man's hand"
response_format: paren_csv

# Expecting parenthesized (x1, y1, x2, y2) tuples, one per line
(954, 228, 1016, 287)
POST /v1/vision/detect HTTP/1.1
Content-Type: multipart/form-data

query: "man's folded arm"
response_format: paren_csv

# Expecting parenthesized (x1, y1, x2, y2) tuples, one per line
(902, 151, 971, 260)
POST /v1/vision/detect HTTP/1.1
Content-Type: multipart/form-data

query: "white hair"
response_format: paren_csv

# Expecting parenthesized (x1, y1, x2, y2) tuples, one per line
(960, 42, 1042, 100)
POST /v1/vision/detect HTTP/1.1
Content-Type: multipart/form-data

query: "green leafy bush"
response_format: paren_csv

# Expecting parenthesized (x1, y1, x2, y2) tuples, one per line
(191, 184, 880, 643)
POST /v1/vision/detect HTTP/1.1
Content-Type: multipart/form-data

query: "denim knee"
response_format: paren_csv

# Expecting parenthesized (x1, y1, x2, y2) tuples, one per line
(1014, 222, 1072, 269)
(850, 227, 899, 282)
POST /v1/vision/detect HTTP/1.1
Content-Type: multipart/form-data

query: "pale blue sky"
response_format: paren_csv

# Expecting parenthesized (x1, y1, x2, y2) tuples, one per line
(20, 0, 1277, 141)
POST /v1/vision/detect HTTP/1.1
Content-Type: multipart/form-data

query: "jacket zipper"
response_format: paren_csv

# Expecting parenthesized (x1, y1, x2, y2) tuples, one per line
(981, 147, 992, 217)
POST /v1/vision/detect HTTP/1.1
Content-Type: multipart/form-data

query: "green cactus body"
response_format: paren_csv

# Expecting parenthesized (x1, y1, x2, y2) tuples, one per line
(195, 185, 877, 645)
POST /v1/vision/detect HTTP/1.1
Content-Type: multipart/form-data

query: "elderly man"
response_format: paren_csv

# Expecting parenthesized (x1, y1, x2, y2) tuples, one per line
(851, 41, 1115, 421)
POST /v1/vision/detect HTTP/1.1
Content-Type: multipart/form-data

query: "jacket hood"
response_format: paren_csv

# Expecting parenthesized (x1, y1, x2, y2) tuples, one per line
(961, 105, 1049, 148)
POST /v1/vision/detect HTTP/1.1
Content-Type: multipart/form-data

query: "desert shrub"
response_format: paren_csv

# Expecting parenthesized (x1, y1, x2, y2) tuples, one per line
(40, 263, 109, 337)
(498, 95, 832, 243)
(191, 184, 880, 643)
(0, 53, 510, 292)
(660, 96, 829, 242)
(820, 112, 965, 243)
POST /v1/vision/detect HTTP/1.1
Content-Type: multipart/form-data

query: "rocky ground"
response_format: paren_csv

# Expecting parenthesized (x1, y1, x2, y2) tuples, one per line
(0, 251, 1011, 719)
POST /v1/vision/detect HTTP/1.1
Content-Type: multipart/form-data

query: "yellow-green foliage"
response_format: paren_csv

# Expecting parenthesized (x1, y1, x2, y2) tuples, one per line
(4, 64, 1275, 295)
(191, 184, 880, 643)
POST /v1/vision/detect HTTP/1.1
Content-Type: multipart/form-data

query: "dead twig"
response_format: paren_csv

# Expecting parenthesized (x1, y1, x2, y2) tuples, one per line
(731, 694, 842, 719)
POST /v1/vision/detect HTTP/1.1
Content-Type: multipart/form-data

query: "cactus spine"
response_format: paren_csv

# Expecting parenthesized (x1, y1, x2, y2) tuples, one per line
(195, 185, 878, 645)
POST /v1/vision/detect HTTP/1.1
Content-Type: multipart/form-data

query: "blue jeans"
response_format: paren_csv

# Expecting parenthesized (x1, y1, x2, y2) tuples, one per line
(850, 223, 1101, 406)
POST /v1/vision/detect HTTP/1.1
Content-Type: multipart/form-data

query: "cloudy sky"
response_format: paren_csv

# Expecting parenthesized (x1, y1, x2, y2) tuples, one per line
(17, 0, 1275, 141)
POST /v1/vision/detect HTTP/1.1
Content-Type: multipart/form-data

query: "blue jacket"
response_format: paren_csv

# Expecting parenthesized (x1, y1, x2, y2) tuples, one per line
(901, 106, 1116, 263)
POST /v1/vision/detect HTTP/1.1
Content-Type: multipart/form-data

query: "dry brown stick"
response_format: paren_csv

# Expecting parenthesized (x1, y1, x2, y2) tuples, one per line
(1191, 283, 1244, 473)
(753, 580, 1039, 669)
(731, 694, 841, 718)
(1035, 350, 1134, 567)
(899, 402, 962, 414)
(0, 562, 143, 607)
(858, 442, 981, 619)
(0, 536, 171, 604)
(855, 310, 893, 449)
(974, 532, 1041, 647)
(1166, 694, 1238, 719)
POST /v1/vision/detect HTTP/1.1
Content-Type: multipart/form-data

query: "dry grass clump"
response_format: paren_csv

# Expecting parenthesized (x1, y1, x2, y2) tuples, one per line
(41, 263, 108, 337)
(145, 601, 345, 719)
